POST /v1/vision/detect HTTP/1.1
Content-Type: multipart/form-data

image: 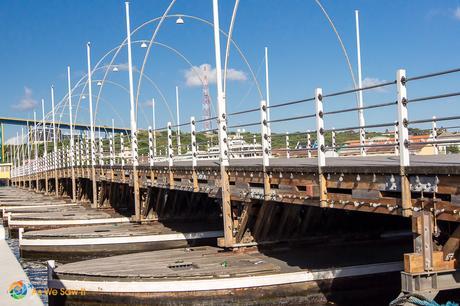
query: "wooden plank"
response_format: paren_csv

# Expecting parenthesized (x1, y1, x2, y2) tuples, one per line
(404, 251, 456, 273)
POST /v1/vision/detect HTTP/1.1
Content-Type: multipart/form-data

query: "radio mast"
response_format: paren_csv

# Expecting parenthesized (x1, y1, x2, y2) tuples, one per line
(202, 65, 212, 131)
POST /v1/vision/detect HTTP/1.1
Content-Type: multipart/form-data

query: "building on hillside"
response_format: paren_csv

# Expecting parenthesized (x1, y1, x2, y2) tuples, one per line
(437, 131, 460, 154)
(338, 134, 437, 156)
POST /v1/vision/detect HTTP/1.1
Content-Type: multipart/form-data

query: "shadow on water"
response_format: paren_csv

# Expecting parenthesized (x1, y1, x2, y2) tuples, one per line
(251, 205, 414, 306)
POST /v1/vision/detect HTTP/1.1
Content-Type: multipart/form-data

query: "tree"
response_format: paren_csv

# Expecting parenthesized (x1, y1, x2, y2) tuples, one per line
(447, 145, 460, 154)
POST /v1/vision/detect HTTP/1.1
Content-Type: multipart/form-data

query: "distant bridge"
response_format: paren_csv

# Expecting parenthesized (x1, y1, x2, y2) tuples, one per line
(0, 116, 130, 134)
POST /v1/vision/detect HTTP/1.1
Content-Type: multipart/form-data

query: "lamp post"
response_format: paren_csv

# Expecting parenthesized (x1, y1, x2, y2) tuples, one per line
(87, 42, 98, 208)
(264, 47, 272, 155)
(26, 120, 31, 189)
(355, 10, 366, 156)
(125, 1, 141, 222)
(41, 98, 49, 194)
(51, 85, 59, 196)
(21, 128, 24, 181)
(34, 111, 38, 190)
(212, 0, 232, 247)
(14, 132, 17, 178)
(68, 66, 77, 202)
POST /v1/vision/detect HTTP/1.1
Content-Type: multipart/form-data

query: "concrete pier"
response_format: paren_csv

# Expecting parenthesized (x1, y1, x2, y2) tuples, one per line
(0, 224, 43, 305)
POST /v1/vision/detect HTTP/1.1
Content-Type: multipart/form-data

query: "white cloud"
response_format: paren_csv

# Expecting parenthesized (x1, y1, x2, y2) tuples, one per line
(184, 63, 247, 87)
(113, 63, 129, 71)
(362, 77, 388, 92)
(143, 99, 154, 107)
(112, 63, 137, 72)
(427, 7, 460, 21)
(454, 7, 460, 20)
(12, 87, 37, 111)
(5, 134, 25, 145)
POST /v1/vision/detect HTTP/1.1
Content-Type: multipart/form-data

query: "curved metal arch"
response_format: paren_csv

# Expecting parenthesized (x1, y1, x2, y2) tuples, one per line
(90, 12, 263, 128)
(92, 40, 206, 124)
(135, 12, 264, 116)
(314, 0, 357, 89)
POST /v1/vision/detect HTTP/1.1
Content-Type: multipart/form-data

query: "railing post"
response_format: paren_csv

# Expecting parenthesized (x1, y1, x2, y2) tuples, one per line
(67, 145, 73, 168)
(307, 131, 312, 158)
(76, 138, 80, 167)
(53, 148, 58, 197)
(147, 126, 155, 187)
(63, 146, 66, 168)
(90, 133, 97, 208)
(167, 122, 174, 167)
(431, 116, 438, 155)
(285, 132, 290, 159)
(359, 127, 366, 156)
(332, 128, 337, 156)
(394, 121, 399, 156)
(148, 126, 154, 167)
(99, 137, 104, 166)
(79, 137, 83, 167)
(315, 88, 327, 207)
(85, 135, 89, 166)
(167, 122, 174, 189)
(260, 100, 270, 168)
(396, 68, 412, 217)
(190, 116, 199, 192)
(153, 126, 157, 158)
(253, 99, 272, 240)
(61, 146, 65, 169)
(109, 134, 114, 167)
(120, 133, 125, 167)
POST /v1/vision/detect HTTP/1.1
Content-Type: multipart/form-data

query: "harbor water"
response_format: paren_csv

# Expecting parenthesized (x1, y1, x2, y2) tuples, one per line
(6, 234, 48, 305)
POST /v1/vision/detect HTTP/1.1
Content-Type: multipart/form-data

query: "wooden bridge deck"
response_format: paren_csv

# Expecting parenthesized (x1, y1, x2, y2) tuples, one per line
(154, 155, 460, 173)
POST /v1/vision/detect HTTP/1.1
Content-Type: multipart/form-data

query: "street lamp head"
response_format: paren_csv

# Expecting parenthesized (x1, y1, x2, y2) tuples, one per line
(112, 66, 119, 72)
(97, 81, 102, 86)
(82, 95, 86, 100)
(176, 16, 184, 25)
(140, 42, 148, 48)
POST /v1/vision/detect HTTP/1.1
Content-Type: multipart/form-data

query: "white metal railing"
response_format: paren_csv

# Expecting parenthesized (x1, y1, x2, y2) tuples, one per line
(10, 67, 460, 179)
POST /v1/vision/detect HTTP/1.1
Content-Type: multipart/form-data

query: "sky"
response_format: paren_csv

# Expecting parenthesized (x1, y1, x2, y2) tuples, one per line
(1, 0, 460, 141)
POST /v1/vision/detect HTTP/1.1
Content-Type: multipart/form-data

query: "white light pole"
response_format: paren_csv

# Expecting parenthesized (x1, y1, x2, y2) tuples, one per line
(26, 120, 31, 185)
(355, 10, 366, 156)
(67, 66, 77, 202)
(34, 111, 38, 189)
(87, 42, 97, 208)
(41, 98, 49, 194)
(14, 132, 18, 171)
(51, 85, 59, 196)
(21, 128, 24, 169)
(264, 47, 272, 153)
(213, 0, 229, 167)
(264, 47, 271, 118)
(125, 1, 141, 221)
(175, 86, 181, 155)
(213, 0, 232, 247)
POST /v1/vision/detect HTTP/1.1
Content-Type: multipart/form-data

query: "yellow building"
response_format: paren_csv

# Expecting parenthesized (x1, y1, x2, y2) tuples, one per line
(0, 163, 12, 180)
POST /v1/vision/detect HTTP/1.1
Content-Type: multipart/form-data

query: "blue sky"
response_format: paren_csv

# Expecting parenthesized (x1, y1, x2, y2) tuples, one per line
(1, 0, 460, 140)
